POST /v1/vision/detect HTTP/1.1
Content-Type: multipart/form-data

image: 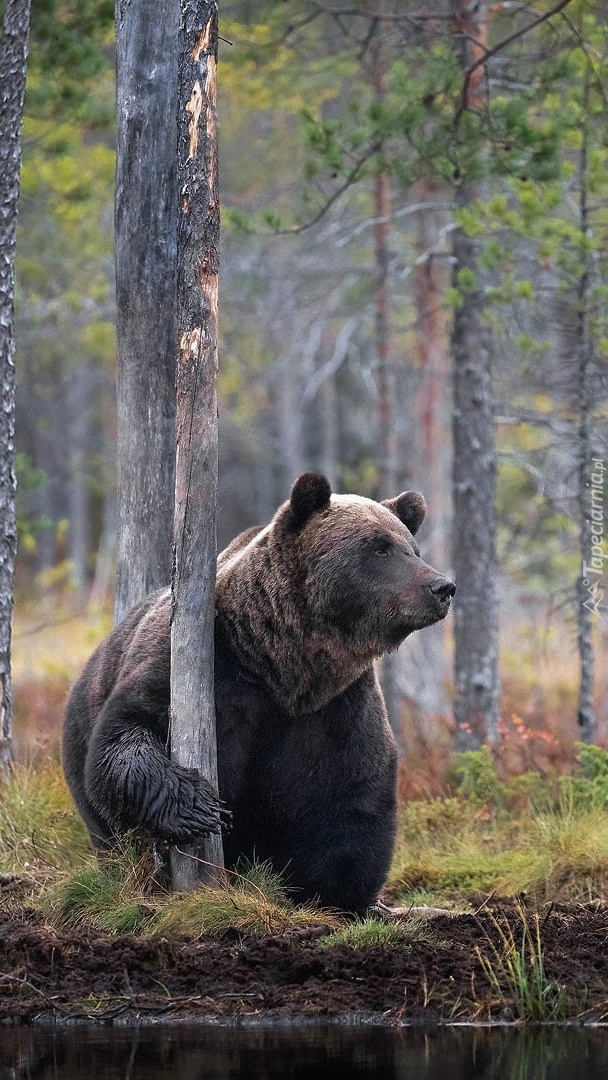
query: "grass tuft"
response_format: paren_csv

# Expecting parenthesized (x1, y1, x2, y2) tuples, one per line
(475, 904, 575, 1021)
(49, 841, 159, 934)
(0, 760, 89, 884)
(318, 916, 428, 951)
(152, 861, 340, 939)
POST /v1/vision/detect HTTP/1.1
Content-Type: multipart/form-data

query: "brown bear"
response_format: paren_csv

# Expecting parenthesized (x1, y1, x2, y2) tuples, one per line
(62, 474, 454, 913)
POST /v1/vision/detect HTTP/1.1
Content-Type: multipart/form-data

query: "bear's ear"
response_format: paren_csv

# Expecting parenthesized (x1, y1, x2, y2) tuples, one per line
(289, 473, 332, 528)
(383, 491, 427, 536)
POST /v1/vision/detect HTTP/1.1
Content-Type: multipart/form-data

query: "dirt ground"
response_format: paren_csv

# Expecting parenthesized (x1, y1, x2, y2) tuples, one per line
(2, 896, 608, 1026)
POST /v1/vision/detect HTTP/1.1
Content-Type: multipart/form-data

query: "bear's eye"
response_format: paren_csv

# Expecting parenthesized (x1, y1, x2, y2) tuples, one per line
(372, 539, 391, 557)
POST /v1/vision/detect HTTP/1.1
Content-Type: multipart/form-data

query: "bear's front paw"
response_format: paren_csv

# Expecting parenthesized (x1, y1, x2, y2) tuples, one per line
(155, 766, 231, 843)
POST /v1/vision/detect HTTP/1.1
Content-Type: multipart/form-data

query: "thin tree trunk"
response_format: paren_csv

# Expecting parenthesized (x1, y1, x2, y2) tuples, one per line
(319, 367, 338, 486)
(375, 162, 402, 747)
(575, 72, 597, 745)
(67, 364, 90, 590)
(374, 165, 397, 496)
(367, 6, 401, 748)
(170, 0, 224, 890)
(114, 0, 179, 622)
(0, 0, 31, 767)
(89, 411, 117, 611)
(410, 188, 450, 728)
(414, 189, 449, 571)
(450, 0, 499, 749)
(277, 347, 304, 492)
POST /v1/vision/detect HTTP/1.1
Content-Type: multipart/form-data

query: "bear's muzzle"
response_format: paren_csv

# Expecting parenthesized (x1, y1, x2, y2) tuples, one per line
(428, 576, 456, 618)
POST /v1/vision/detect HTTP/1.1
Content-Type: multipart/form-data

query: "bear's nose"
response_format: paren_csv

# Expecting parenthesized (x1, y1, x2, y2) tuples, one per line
(429, 577, 456, 606)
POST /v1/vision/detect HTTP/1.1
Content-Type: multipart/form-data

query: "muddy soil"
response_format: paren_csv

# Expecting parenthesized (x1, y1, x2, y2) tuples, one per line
(2, 897, 608, 1026)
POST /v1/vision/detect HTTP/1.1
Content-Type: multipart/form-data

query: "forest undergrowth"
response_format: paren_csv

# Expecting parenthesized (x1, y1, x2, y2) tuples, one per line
(5, 596, 608, 945)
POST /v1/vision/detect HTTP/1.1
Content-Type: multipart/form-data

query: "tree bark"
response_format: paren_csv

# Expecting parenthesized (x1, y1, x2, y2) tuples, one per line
(170, 0, 224, 890)
(410, 188, 451, 729)
(450, 1, 499, 749)
(366, 2, 402, 749)
(114, 0, 179, 622)
(0, 0, 31, 767)
(575, 72, 597, 745)
(67, 363, 90, 590)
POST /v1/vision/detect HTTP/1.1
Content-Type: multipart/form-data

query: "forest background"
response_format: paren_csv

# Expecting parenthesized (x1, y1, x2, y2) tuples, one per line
(9, 0, 608, 791)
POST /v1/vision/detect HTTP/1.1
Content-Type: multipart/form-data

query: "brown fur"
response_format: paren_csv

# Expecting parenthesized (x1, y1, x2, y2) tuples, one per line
(63, 474, 454, 913)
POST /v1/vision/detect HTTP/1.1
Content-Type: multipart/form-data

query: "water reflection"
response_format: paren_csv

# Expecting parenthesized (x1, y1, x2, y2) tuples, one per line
(2, 1023, 608, 1080)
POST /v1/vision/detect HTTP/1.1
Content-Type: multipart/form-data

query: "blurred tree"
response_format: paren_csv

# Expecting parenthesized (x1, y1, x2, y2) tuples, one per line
(575, 69, 596, 744)
(0, 0, 31, 765)
(15, 0, 115, 589)
(568, 15, 608, 743)
(449, 0, 499, 750)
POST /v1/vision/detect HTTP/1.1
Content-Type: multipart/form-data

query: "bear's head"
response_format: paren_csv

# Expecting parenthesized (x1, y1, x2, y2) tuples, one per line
(216, 473, 455, 714)
(284, 473, 455, 651)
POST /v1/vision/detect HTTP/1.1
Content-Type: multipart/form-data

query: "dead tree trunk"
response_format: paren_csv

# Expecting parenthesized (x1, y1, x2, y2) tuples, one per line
(170, 0, 224, 890)
(450, 0, 499, 749)
(114, 0, 179, 622)
(0, 0, 31, 767)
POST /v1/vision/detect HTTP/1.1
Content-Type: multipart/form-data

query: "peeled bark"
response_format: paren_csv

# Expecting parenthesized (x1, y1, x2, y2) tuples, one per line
(114, 0, 179, 622)
(170, 0, 224, 890)
(0, 0, 31, 766)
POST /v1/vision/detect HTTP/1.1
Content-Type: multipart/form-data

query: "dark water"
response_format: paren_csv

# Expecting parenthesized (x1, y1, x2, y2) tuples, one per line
(2, 1023, 608, 1080)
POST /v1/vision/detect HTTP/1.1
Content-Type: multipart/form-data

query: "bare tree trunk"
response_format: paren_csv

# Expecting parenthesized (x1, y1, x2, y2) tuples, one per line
(114, 0, 179, 622)
(365, 3, 403, 749)
(414, 190, 450, 571)
(277, 348, 304, 492)
(450, 1, 499, 749)
(407, 188, 451, 729)
(575, 72, 597, 745)
(170, 0, 224, 890)
(319, 369, 338, 486)
(0, 0, 31, 767)
(67, 364, 90, 590)
(89, 405, 117, 611)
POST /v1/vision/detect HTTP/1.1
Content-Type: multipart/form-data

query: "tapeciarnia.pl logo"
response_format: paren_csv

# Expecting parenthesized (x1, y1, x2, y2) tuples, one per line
(582, 458, 606, 620)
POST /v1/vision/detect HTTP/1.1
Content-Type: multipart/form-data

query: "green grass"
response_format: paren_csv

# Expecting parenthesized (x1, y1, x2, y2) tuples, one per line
(318, 916, 431, 951)
(1, 762, 341, 938)
(0, 760, 89, 883)
(49, 843, 158, 934)
(152, 861, 339, 939)
(389, 748, 608, 907)
(5, 748, 608, 940)
(475, 904, 576, 1021)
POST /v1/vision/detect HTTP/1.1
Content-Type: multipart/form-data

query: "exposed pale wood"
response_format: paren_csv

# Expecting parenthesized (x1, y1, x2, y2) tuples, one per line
(170, 0, 224, 890)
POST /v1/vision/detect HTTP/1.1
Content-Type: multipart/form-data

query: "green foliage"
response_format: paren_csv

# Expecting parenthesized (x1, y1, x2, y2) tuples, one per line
(15, 452, 52, 550)
(561, 743, 608, 811)
(452, 747, 503, 808)
(299, 20, 568, 198)
(391, 743, 608, 906)
(27, 0, 115, 123)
